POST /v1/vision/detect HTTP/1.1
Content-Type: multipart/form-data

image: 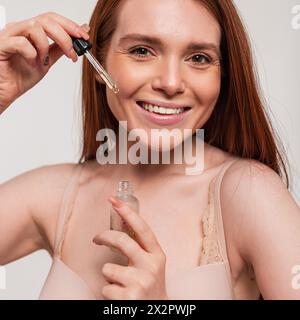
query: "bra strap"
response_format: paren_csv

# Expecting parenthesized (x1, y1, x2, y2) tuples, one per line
(200, 158, 240, 297)
(212, 158, 240, 294)
(214, 159, 240, 258)
(53, 163, 84, 258)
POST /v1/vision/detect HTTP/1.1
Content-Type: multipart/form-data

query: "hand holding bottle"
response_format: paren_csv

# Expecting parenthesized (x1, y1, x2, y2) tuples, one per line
(93, 196, 169, 300)
(0, 12, 89, 114)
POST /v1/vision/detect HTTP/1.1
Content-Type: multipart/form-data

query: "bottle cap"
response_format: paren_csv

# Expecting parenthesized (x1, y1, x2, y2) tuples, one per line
(118, 180, 133, 194)
(72, 37, 92, 56)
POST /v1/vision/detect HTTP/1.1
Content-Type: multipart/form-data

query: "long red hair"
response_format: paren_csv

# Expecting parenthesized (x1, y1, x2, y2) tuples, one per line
(79, 0, 290, 188)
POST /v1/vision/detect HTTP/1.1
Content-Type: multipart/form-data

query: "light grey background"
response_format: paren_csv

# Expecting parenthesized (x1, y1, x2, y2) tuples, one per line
(0, 0, 299, 299)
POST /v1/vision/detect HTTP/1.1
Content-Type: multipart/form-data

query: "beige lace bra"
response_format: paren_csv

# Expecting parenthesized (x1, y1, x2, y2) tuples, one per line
(39, 158, 242, 300)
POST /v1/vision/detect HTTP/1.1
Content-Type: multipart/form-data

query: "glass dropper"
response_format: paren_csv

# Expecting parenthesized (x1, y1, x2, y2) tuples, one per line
(72, 37, 119, 94)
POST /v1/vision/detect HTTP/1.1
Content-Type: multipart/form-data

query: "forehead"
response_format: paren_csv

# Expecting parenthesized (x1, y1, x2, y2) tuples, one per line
(114, 0, 221, 45)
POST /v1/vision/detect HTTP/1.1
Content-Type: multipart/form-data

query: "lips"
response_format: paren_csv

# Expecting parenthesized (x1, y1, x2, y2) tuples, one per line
(137, 100, 191, 110)
(135, 101, 192, 126)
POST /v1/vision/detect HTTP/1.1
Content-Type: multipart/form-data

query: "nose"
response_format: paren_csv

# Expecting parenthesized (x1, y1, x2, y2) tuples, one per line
(151, 57, 186, 96)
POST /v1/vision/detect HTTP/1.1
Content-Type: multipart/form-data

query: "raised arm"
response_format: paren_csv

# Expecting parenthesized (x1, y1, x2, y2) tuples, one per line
(220, 159, 300, 299)
(0, 12, 89, 265)
(0, 164, 77, 265)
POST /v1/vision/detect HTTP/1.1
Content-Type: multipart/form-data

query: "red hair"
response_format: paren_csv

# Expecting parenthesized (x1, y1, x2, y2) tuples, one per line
(79, 0, 290, 188)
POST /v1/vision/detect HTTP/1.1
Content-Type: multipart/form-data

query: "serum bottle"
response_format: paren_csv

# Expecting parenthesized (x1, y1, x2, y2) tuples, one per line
(110, 181, 139, 251)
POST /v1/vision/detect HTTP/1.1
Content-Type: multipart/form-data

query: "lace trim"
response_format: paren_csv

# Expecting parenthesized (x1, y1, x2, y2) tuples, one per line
(200, 178, 223, 265)
(54, 164, 83, 258)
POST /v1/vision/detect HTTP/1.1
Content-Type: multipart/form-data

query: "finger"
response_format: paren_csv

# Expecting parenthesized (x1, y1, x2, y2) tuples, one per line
(80, 24, 90, 33)
(2, 16, 89, 62)
(93, 230, 146, 266)
(102, 284, 127, 300)
(3, 15, 87, 40)
(48, 42, 64, 67)
(3, 22, 17, 29)
(0, 19, 73, 62)
(102, 263, 146, 287)
(109, 197, 162, 254)
(40, 12, 90, 39)
(26, 25, 50, 64)
(0, 36, 37, 64)
(42, 21, 78, 62)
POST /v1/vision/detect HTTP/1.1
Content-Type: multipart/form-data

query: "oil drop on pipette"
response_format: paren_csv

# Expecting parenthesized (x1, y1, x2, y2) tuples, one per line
(72, 37, 119, 94)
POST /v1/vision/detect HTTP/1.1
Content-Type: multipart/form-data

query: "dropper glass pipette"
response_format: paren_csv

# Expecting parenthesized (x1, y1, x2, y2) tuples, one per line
(72, 37, 119, 94)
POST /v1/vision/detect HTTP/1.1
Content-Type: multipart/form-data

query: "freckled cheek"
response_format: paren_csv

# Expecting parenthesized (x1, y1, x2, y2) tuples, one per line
(192, 72, 221, 106)
(106, 62, 150, 120)
(112, 62, 151, 96)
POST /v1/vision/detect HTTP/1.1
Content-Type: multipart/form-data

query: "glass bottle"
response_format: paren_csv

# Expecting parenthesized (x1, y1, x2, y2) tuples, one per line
(110, 180, 139, 251)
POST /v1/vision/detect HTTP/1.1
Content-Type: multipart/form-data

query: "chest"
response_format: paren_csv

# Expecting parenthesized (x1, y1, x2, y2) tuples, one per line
(137, 193, 205, 276)
(62, 174, 211, 296)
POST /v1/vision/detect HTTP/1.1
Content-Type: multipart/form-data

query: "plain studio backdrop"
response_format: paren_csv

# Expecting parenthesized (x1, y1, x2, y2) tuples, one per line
(0, 0, 299, 299)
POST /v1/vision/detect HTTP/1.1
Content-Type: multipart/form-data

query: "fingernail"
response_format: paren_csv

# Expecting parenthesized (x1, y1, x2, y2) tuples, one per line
(80, 30, 90, 40)
(69, 48, 77, 62)
(81, 24, 90, 32)
(109, 196, 117, 204)
(109, 197, 122, 208)
(92, 237, 102, 245)
(43, 54, 49, 66)
(77, 25, 89, 40)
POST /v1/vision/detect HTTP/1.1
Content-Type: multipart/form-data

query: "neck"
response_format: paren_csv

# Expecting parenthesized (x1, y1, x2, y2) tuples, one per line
(110, 132, 206, 177)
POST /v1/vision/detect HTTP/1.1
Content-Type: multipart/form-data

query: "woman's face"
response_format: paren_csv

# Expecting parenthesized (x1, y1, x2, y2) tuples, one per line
(104, 0, 222, 151)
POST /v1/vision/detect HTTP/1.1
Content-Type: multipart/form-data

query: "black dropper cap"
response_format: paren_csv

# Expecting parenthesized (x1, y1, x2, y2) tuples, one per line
(72, 37, 92, 56)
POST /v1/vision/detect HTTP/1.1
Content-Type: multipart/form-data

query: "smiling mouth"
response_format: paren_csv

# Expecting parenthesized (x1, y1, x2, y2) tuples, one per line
(137, 101, 191, 115)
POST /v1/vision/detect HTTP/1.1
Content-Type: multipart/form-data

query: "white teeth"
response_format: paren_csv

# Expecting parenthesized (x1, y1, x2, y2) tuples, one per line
(140, 102, 186, 115)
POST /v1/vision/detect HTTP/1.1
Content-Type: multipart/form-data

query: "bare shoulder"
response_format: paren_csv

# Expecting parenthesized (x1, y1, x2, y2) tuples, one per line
(220, 158, 291, 217)
(0, 162, 82, 264)
(10, 162, 80, 205)
(222, 158, 284, 188)
(30, 163, 82, 253)
(219, 158, 300, 298)
(219, 157, 290, 248)
(78, 160, 118, 186)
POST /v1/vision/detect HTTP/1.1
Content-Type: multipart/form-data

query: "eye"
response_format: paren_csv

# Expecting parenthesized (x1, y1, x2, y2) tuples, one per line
(129, 46, 152, 58)
(128, 47, 212, 65)
(189, 54, 211, 65)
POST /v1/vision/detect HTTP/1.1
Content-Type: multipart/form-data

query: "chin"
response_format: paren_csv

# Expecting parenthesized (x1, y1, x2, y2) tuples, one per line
(150, 140, 183, 153)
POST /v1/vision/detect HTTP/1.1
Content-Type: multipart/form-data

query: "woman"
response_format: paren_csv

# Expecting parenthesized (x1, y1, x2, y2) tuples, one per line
(0, 0, 300, 300)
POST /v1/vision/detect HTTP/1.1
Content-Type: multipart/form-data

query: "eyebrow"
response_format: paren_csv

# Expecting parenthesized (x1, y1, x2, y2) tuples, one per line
(118, 33, 221, 58)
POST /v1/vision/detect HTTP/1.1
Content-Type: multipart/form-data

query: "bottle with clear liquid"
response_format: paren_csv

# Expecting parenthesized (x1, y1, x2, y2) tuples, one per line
(110, 181, 139, 251)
